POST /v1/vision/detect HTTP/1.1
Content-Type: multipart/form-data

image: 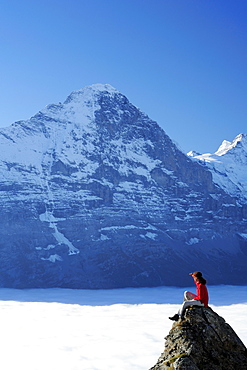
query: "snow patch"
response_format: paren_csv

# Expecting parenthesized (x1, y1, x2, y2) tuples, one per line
(186, 238, 200, 245)
(145, 232, 157, 240)
(100, 225, 137, 231)
(41, 254, 63, 263)
(44, 244, 56, 250)
(39, 211, 79, 255)
(100, 234, 110, 241)
(238, 233, 247, 240)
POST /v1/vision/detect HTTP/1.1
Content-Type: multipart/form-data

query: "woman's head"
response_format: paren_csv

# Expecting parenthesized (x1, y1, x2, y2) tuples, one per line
(189, 271, 207, 285)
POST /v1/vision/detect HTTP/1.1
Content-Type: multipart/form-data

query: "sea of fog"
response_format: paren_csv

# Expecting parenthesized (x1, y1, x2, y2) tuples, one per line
(0, 285, 246, 370)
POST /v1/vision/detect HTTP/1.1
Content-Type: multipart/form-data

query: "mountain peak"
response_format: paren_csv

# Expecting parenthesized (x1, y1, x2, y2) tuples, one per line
(36, 83, 122, 128)
(63, 83, 119, 104)
(215, 133, 246, 156)
(0, 85, 247, 289)
(85, 83, 118, 93)
(187, 133, 247, 202)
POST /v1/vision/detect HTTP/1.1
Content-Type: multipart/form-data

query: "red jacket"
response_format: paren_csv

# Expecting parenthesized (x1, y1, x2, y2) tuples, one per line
(194, 281, 209, 307)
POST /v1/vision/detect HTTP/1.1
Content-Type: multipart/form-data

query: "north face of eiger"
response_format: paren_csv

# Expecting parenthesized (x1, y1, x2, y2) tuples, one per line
(0, 84, 246, 288)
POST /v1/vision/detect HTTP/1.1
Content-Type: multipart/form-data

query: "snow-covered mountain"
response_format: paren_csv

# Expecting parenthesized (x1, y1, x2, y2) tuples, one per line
(188, 134, 247, 203)
(0, 84, 246, 288)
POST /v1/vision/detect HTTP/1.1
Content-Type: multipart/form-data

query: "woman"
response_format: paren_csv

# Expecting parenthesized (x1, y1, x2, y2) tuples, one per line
(169, 271, 209, 321)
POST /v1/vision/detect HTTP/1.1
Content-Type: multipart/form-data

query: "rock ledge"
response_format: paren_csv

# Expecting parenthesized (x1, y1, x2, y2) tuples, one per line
(150, 306, 247, 370)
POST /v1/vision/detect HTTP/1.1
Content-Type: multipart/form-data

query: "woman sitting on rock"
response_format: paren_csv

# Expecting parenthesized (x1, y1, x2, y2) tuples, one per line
(169, 271, 209, 321)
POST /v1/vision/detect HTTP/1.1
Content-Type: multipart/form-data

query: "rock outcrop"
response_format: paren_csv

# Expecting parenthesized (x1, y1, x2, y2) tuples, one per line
(150, 306, 247, 370)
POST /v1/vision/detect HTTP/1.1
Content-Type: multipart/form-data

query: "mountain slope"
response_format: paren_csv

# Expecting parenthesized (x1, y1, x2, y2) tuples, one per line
(188, 133, 247, 203)
(0, 84, 246, 288)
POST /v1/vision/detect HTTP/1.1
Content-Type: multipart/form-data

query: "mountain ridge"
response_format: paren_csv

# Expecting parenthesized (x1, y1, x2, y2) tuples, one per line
(188, 133, 247, 203)
(0, 84, 246, 288)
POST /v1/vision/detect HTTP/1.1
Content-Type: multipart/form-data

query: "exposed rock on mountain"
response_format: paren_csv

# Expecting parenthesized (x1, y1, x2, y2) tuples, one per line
(150, 306, 247, 370)
(0, 84, 246, 288)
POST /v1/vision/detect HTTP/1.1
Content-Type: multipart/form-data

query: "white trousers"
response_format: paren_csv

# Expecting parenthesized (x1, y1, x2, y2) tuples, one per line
(178, 291, 204, 317)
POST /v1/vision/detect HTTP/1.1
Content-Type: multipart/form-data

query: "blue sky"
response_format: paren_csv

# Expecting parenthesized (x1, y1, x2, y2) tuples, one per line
(0, 0, 246, 153)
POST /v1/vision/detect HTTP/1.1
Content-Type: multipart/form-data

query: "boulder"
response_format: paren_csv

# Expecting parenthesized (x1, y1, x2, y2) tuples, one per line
(150, 306, 247, 370)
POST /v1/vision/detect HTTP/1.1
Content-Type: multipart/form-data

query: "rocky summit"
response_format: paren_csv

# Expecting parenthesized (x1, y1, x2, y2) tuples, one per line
(0, 84, 247, 288)
(150, 306, 247, 370)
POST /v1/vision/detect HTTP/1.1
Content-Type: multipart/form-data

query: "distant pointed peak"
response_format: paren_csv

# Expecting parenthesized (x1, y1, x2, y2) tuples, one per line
(215, 133, 247, 156)
(214, 140, 232, 156)
(232, 133, 247, 145)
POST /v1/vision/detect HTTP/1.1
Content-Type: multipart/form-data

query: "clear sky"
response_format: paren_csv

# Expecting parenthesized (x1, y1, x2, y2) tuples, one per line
(0, 0, 246, 154)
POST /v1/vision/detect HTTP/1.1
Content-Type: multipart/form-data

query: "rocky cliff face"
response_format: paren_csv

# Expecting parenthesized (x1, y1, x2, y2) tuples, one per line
(150, 306, 247, 370)
(0, 84, 247, 288)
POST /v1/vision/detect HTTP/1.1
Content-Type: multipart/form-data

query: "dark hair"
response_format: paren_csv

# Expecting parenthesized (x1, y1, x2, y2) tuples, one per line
(198, 276, 207, 285)
(191, 271, 207, 285)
